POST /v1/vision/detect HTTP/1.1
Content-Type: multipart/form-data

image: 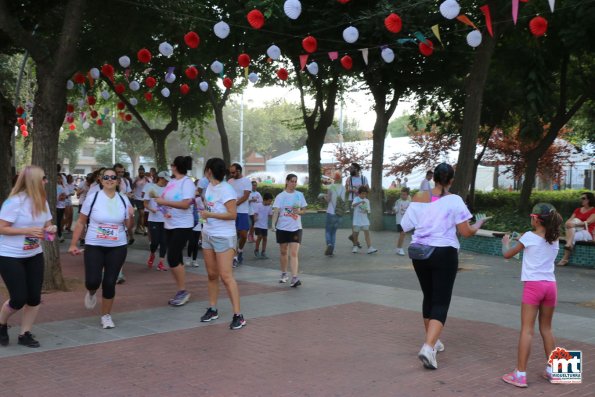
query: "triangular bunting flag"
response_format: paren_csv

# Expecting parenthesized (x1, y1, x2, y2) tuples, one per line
(479, 5, 493, 37)
(548, 0, 555, 12)
(328, 51, 338, 61)
(244, 67, 249, 78)
(299, 54, 309, 70)
(431, 25, 443, 46)
(512, 0, 519, 25)
(413, 31, 427, 43)
(359, 48, 369, 65)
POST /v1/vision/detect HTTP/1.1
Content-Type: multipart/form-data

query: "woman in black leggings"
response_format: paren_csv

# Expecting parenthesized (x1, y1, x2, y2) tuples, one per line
(144, 171, 169, 271)
(0, 166, 56, 348)
(401, 163, 489, 370)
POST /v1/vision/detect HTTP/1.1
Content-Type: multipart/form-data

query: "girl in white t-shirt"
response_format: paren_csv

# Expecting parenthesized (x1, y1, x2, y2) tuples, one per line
(143, 172, 169, 271)
(0, 166, 56, 348)
(500, 204, 563, 388)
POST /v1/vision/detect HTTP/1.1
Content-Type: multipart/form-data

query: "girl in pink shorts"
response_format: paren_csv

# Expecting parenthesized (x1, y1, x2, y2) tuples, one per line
(500, 203, 563, 388)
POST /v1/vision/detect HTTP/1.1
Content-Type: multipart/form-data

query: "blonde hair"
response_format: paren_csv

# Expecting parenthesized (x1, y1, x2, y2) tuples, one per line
(10, 165, 47, 218)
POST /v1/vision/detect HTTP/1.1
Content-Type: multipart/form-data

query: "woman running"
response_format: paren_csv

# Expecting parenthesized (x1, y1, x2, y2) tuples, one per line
(144, 171, 169, 271)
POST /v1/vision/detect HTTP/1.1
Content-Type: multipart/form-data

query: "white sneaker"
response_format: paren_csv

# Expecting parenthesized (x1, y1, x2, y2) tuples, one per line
(367, 247, 378, 254)
(191, 260, 199, 267)
(84, 291, 97, 310)
(434, 339, 445, 352)
(397, 248, 405, 256)
(352, 246, 358, 254)
(183, 257, 191, 267)
(101, 314, 115, 329)
(279, 273, 289, 283)
(418, 344, 437, 369)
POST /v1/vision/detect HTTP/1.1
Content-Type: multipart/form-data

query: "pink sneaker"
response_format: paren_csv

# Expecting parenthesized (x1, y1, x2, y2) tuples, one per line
(156, 262, 167, 271)
(147, 253, 155, 268)
(502, 370, 527, 388)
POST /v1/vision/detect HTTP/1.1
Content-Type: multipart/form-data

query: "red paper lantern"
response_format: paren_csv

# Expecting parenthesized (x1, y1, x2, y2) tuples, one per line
(125, 114, 133, 121)
(90, 110, 98, 119)
(87, 96, 97, 105)
(337, 0, 351, 3)
(118, 112, 125, 119)
(185, 66, 199, 80)
(180, 84, 190, 95)
(69, 124, 76, 131)
(144, 92, 153, 101)
(184, 31, 200, 48)
(15, 106, 24, 115)
(101, 64, 115, 80)
(20, 124, 27, 132)
(340, 55, 353, 70)
(247, 10, 265, 29)
(66, 104, 74, 113)
(66, 116, 75, 124)
(117, 101, 126, 110)
(21, 130, 28, 137)
(114, 83, 125, 95)
(137, 48, 152, 63)
(276, 68, 289, 81)
(73, 72, 86, 84)
(529, 16, 548, 37)
(17, 117, 25, 125)
(145, 76, 156, 88)
(97, 119, 104, 126)
(419, 39, 434, 57)
(385, 13, 403, 34)
(223, 77, 233, 89)
(302, 36, 317, 53)
(238, 53, 251, 68)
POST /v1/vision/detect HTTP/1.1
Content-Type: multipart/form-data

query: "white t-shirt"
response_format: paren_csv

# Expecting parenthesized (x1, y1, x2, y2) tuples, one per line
(203, 182, 237, 237)
(161, 176, 196, 230)
(273, 190, 307, 232)
(132, 176, 150, 200)
(81, 191, 131, 247)
(78, 183, 90, 206)
(119, 178, 132, 195)
(326, 184, 346, 215)
(56, 184, 67, 209)
(346, 175, 367, 201)
(229, 177, 252, 214)
(143, 183, 165, 223)
(65, 183, 75, 206)
(253, 203, 272, 229)
(352, 197, 371, 227)
(197, 176, 209, 198)
(401, 194, 472, 249)
(393, 198, 411, 225)
(248, 191, 263, 215)
(0, 193, 52, 258)
(420, 179, 432, 192)
(519, 231, 558, 282)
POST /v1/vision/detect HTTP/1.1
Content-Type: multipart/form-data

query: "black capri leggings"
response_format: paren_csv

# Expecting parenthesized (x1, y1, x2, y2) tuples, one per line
(148, 221, 167, 258)
(84, 245, 127, 299)
(188, 230, 201, 260)
(412, 246, 459, 325)
(166, 228, 192, 268)
(0, 254, 44, 310)
(56, 208, 65, 238)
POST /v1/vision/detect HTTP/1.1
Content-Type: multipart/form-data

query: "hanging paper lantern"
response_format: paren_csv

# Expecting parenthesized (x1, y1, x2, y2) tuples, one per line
(161, 87, 170, 97)
(384, 13, 403, 33)
(77, 99, 85, 108)
(144, 92, 153, 101)
(267, 45, 281, 60)
(283, 0, 302, 20)
(248, 72, 259, 83)
(185, 66, 199, 80)
(73, 72, 86, 85)
(89, 68, 100, 80)
(118, 56, 131, 68)
(276, 68, 289, 81)
(137, 48, 152, 63)
(101, 64, 115, 80)
(118, 112, 126, 120)
(20, 124, 27, 132)
(247, 9, 265, 29)
(340, 55, 353, 70)
(165, 73, 176, 84)
(90, 110, 98, 119)
(337, 0, 350, 3)
(419, 40, 434, 56)
(180, 84, 190, 95)
(129, 98, 138, 106)
(159, 42, 174, 57)
(15, 106, 24, 115)
(114, 83, 126, 95)
(184, 31, 200, 48)
(529, 16, 548, 37)
(69, 124, 76, 131)
(302, 36, 317, 53)
(17, 117, 25, 125)
(439, 0, 460, 20)
(87, 96, 97, 105)
(125, 114, 133, 122)
(66, 115, 75, 124)
(117, 101, 126, 110)
(101, 90, 110, 100)
(214, 21, 230, 39)
(66, 80, 74, 90)
(210, 61, 224, 74)
(237, 54, 250, 68)
(129, 81, 140, 91)
(83, 121, 91, 130)
(199, 81, 209, 92)
(66, 104, 74, 114)
(466, 30, 482, 47)
(381, 47, 395, 63)
(223, 77, 233, 89)
(97, 119, 104, 126)
(22, 130, 28, 137)
(306, 62, 319, 75)
(342, 26, 359, 44)
(145, 76, 156, 88)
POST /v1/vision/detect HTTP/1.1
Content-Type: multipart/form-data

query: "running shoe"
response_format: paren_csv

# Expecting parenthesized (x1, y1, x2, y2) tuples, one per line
(18, 331, 40, 348)
(84, 291, 97, 309)
(367, 247, 378, 254)
(156, 262, 167, 271)
(229, 314, 246, 330)
(233, 257, 239, 268)
(434, 339, 445, 352)
(542, 369, 554, 383)
(324, 244, 333, 256)
(397, 248, 405, 256)
(238, 251, 244, 265)
(254, 250, 259, 258)
(101, 314, 115, 329)
(418, 344, 438, 369)
(200, 308, 219, 322)
(183, 257, 191, 267)
(169, 290, 190, 306)
(260, 252, 268, 259)
(290, 278, 302, 288)
(116, 273, 126, 284)
(279, 273, 289, 283)
(352, 246, 359, 254)
(147, 253, 155, 268)
(191, 260, 199, 268)
(501, 370, 527, 388)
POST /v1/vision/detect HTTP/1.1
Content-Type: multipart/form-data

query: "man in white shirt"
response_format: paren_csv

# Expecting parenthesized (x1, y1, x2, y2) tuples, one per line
(420, 170, 433, 192)
(229, 163, 252, 266)
(132, 166, 151, 235)
(248, 180, 263, 243)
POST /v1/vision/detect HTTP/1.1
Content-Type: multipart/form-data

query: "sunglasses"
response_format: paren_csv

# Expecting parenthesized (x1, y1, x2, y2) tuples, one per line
(102, 175, 118, 181)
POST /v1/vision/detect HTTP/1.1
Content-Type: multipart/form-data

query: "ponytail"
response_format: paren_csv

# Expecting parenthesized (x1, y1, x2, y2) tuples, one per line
(541, 211, 563, 244)
(172, 156, 193, 175)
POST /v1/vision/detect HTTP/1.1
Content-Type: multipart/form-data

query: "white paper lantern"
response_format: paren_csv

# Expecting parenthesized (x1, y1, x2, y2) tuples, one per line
(306, 62, 319, 75)
(210, 60, 224, 74)
(165, 73, 176, 84)
(439, 0, 460, 20)
(159, 42, 174, 57)
(118, 55, 131, 68)
(104, 107, 110, 115)
(381, 48, 395, 63)
(66, 80, 74, 90)
(248, 72, 259, 83)
(161, 87, 170, 98)
(128, 81, 139, 91)
(82, 121, 90, 130)
(342, 26, 359, 44)
(214, 21, 230, 39)
(77, 99, 85, 108)
(266, 45, 281, 60)
(89, 68, 100, 80)
(283, 0, 302, 20)
(199, 81, 209, 92)
(129, 98, 138, 106)
(466, 30, 482, 47)
(101, 90, 110, 100)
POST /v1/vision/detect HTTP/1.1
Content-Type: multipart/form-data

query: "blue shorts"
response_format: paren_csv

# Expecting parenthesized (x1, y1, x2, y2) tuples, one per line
(236, 213, 250, 231)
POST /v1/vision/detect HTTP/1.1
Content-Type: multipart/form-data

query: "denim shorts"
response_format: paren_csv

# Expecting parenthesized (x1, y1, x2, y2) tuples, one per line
(202, 233, 237, 253)
(353, 225, 369, 232)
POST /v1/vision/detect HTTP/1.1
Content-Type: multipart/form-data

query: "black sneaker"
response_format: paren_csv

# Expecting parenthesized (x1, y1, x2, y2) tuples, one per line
(18, 331, 40, 348)
(290, 278, 302, 288)
(200, 308, 219, 322)
(0, 323, 9, 346)
(324, 244, 333, 256)
(230, 314, 246, 330)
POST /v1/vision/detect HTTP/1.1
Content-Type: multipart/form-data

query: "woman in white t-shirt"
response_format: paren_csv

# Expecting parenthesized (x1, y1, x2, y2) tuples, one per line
(0, 166, 56, 348)
(143, 171, 169, 271)
(400, 163, 488, 370)
(271, 174, 308, 287)
(68, 168, 133, 329)
(500, 204, 562, 388)
(199, 158, 246, 330)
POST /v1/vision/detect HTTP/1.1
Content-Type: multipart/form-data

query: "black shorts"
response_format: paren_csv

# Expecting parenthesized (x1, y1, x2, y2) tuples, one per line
(133, 199, 144, 211)
(396, 224, 404, 232)
(276, 229, 302, 244)
(255, 227, 268, 237)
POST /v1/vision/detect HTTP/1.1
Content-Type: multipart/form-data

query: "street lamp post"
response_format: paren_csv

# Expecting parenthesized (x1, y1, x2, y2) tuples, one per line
(111, 111, 116, 165)
(239, 93, 244, 167)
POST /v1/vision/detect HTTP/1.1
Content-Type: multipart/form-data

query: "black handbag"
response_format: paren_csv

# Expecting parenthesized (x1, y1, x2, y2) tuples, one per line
(408, 243, 436, 260)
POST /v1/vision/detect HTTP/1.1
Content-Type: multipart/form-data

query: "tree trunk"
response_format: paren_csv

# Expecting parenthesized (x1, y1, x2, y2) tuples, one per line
(129, 153, 140, 176)
(369, 112, 389, 230)
(214, 105, 231, 165)
(0, 91, 15, 203)
(305, 130, 325, 201)
(150, 132, 168, 171)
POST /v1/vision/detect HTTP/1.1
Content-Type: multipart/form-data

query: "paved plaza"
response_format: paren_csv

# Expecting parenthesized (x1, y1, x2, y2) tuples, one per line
(0, 229, 593, 396)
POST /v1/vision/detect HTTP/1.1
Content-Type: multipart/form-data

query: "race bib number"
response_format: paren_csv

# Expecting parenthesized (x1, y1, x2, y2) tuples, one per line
(96, 224, 119, 241)
(283, 207, 298, 220)
(23, 236, 40, 251)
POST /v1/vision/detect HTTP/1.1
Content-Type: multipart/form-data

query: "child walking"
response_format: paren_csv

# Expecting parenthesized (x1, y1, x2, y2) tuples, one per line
(351, 186, 377, 254)
(500, 203, 563, 388)
(393, 187, 411, 256)
(253, 193, 273, 259)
